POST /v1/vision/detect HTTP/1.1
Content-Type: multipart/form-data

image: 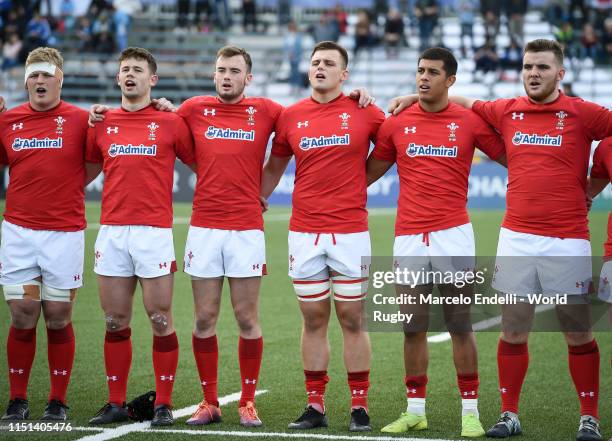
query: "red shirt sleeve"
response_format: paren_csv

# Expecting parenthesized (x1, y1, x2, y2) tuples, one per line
(471, 112, 505, 160)
(472, 98, 511, 130)
(173, 115, 196, 166)
(177, 97, 194, 119)
(368, 105, 386, 143)
(371, 117, 397, 163)
(591, 138, 612, 180)
(85, 126, 103, 163)
(271, 110, 293, 158)
(577, 100, 612, 141)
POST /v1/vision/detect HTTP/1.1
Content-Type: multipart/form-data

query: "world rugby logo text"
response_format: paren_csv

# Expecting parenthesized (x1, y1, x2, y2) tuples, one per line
(406, 143, 457, 158)
(512, 131, 562, 146)
(205, 126, 255, 141)
(299, 134, 350, 151)
(12, 137, 62, 151)
(108, 143, 157, 157)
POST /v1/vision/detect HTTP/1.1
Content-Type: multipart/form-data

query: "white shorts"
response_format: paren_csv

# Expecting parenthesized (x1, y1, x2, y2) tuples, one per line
(492, 227, 592, 296)
(0, 220, 84, 291)
(94, 225, 176, 278)
(184, 227, 266, 278)
(393, 223, 475, 286)
(288, 231, 371, 279)
(598, 260, 612, 303)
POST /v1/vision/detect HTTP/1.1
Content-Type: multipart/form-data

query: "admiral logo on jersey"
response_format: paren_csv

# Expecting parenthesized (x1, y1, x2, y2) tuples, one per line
(406, 142, 457, 158)
(108, 143, 157, 157)
(299, 134, 350, 150)
(204, 126, 255, 141)
(512, 131, 562, 146)
(12, 137, 63, 151)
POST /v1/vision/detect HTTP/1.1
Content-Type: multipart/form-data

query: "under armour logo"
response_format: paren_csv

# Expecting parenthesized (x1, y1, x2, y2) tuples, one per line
(201, 380, 207, 386)
(107, 375, 118, 381)
(12, 123, 23, 130)
(603, 277, 609, 285)
(352, 389, 365, 395)
(160, 375, 174, 381)
(203, 108, 216, 116)
(159, 262, 167, 269)
(511, 112, 524, 120)
(53, 369, 68, 376)
(306, 390, 318, 396)
(576, 281, 585, 288)
(580, 391, 595, 397)
(297, 121, 309, 128)
(407, 388, 417, 394)
(360, 264, 368, 271)
(462, 391, 476, 396)
(107, 126, 119, 134)
(500, 387, 507, 393)
(252, 264, 260, 270)
(74, 274, 80, 281)
(404, 126, 416, 134)
(95, 251, 101, 259)
(244, 379, 257, 384)
(9, 368, 24, 374)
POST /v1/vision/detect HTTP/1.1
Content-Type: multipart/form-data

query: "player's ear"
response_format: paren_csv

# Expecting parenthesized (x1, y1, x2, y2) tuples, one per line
(116, 73, 120, 87)
(446, 74, 456, 88)
(340, 68, 349, 82)
(245, 72, 253, 86)
(557, 67, 565, 82)
(150, 74, 159, 87)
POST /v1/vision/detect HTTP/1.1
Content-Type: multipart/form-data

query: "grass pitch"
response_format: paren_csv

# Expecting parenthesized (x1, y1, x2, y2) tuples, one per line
(0, 203, 609, 441)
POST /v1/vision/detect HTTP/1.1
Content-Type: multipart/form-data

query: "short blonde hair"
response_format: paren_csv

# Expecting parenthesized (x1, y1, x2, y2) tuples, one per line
(25, 47, 64, 70)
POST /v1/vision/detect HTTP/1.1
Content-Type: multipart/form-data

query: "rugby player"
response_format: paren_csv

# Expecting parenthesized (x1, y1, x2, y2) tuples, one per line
(390, 38, 611, 441)
(261, 41, 385, 432)
(0, 47, 93, 422)
(86, 47, 196, 427)
(366, 47, 506, 438)
(589, 137, 612, 318)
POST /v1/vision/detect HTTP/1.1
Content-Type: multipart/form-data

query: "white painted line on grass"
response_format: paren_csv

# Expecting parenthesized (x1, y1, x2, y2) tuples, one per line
(427, 304, 556, 343)
(73, 390, 267, 441)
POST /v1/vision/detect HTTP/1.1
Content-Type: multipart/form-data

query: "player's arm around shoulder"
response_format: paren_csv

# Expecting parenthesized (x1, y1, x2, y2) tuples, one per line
(468, 109, 507, 167)
(172, 113, 197, 174)
(366, 114, 396, 185)
(574, 98, 612, 140)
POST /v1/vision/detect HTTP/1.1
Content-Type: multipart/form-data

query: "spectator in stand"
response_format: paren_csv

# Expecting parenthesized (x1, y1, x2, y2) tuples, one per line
(242, 0, 257, 33)
(602, 17, 612, 64)
(555, 21, 577, 59)
(500, 38, 523, 78)
(75, 16, 94, 51)
(25, 12, 54, 46)
(194, 0, 211, 31)
(458, 0, 476, 58)
(60, 0, 76, 32)
(212, 0, 232, 31)
(284, 20, 304, 96)
(474, 36, 499, 78)
(176, 0, 189, 28)
(1, 32, 22, 85)
(480, 0, 500, 40)
(414, 0, 439, 51)
(354, 9, 376, 57)
(504, 0, 528, 45)
(113, 0, 141, 52)
(579, 22, 599, 60)
(333, 3, 347, 35)
(383, 8, 404, 58)
(568, 0, 588, 28)
(311, 11, 339, 43)
(91, 10, 115, 53)
(545, 0, 567, 29)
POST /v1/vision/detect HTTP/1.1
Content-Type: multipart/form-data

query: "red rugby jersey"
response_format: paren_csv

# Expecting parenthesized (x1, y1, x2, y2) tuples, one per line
(0, 101, 88, 231)
(271, 94, 385, 233)
(178, 96, 282, 231)
(86, 105, 195, 228)
(473, 92, 611, 239)
(373, 102, 505, 236)
(591, 138, 612, 257)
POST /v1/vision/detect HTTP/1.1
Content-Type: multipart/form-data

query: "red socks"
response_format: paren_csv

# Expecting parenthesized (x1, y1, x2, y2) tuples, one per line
(7, 326, 36, 400)
(405, 374, 428, 399)
(497, 339, 529, 414)
(104, 328, 132, 406)
(568, 339, 600, 419)
(153, 332, 179, 407)
(192, 334, 219, 407)
(457, 372, 479, 399)
(47, 324, 75, 404)
(348, 370, 370, 411)
(304, 370, 329, 413)
(238, 336, 263, 407)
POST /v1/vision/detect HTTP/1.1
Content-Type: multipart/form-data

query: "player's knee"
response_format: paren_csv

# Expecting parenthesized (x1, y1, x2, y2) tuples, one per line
(105, 313, 129, 331)
(337, 311, 364, 334)
(501, 330, 529, 344)
(302, 311, 329, 334)
(149, 311, 170, 333)
(194, 310, 218, 334)
(563, 331, 593, 346)
(234, 311, 258, 335)
(11, 310, 39, 329)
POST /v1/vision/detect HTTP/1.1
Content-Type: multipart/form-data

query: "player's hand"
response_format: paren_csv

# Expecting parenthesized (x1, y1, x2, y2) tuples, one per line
(349, 88, 375, 108)
(152, 97, 177, 112)
(388, 94, 418, 115)
(0, 95, 6, 112)
(259, 196, 269, 213)
(586, 194, 593, 211)
(88, 104, 110, 127)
